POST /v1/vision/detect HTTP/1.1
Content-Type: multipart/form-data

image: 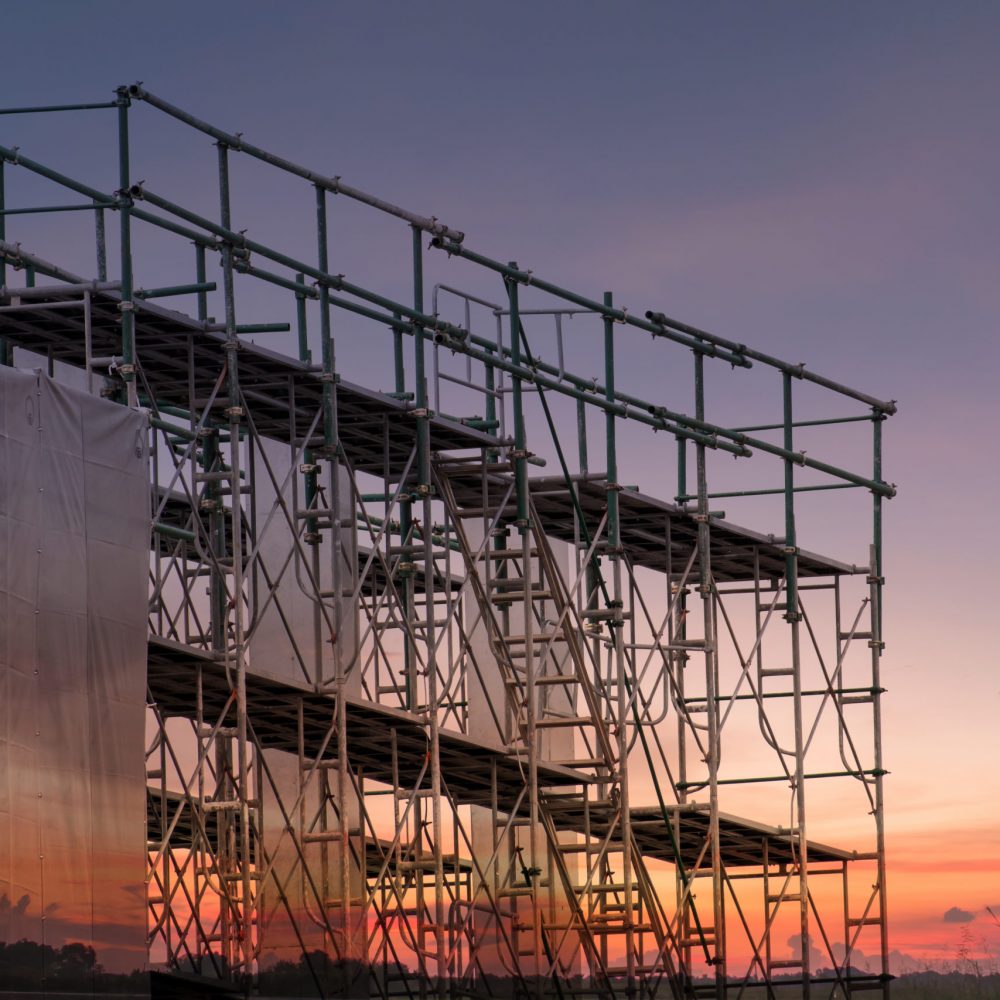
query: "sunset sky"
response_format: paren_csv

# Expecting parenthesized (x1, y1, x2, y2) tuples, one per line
(4, 0, 1000, 972)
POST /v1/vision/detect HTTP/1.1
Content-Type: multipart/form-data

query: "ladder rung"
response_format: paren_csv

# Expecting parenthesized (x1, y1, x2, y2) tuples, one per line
(494, 590, 553, 604)
(848, 917, 882, 927)
(490, 577, 539, 592)
(505, 631, 564, 644)
(592, 924, 654, 935)
(760, 667, 794, 677)
(535, 716, 593, 729)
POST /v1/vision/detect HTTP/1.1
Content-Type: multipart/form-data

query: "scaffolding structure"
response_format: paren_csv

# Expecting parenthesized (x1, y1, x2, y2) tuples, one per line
(0, 86, 896, 998)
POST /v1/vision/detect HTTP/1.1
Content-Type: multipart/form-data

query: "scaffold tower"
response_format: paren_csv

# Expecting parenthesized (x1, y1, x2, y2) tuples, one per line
(0, 85, 895, 999)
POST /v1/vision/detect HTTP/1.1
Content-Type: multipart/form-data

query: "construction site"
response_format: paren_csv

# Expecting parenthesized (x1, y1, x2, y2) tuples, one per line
(0, 86, 895, 999)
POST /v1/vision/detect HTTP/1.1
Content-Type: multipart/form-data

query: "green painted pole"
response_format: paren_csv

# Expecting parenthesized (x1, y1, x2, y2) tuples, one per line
(412, 226, 430, 489)
(316, 187, 335, 449)
(115, 87, 136, 406)
(783, 373, 799, 619)
(195, 245, 208, 323)
(507, 262, 528, 528)
(873, 409, 884, 628)
(294, 269, 320, 546)
(95, 202, 108, 281)
(0, 100, 119, 115)
(295, 273, 311, 363)
(0, 160, 9, 366)
(676, 439, 687, 503)
(136, 281, 216, 301)
(392, 311, 405, 396)
(604, 292, 619, 547)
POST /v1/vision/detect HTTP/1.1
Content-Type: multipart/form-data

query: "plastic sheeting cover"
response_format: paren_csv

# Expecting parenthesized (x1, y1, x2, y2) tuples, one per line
(0, 368, 149, 996)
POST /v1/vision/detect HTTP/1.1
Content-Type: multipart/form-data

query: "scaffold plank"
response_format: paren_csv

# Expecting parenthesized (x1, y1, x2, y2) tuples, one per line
(147, 636, 587, 812)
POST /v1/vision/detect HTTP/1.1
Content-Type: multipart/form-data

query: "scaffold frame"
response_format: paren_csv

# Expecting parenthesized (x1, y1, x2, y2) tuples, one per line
(0, 85, 895, 1000)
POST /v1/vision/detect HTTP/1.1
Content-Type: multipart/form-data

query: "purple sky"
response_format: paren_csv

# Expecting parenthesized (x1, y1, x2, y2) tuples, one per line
(4, 0, 999, 958)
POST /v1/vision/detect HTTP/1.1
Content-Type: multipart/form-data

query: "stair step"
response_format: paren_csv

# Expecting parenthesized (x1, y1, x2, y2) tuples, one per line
(493, 590, 554, 604)
(535, 716, 594, 729)
(591, 924, 654, 935)
(505, 631, 564, 644)
(680, 936, 715, 948)
(490, 577, 541, 592)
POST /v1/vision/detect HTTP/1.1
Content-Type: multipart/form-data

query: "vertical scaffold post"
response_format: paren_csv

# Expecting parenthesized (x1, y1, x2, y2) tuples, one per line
(316, 184, 352, 963)
(413, 227, 430, 486)
(605, 292, 635, 992)
(391, 304, 415, 710)
(413, 225, 446, 997)
(506, 265, 541, 983)
(195, 245, 209, 322)
(392, 309, 405, 395)
(295, 273, 311, 363)
(94, 199, 108, 281)
(295, 269, 324, 694)
(783, 371, 810, 996)
(217, 139, 253, 984)
(871, 410, 890, 997)
(506, 264, 528, 528)
(0, 159, 9, 366)
(315, 189, 342, 690)
(115, 86, 137, 407)
(676, 437, 687, 503)
(694, 351, 724, 999)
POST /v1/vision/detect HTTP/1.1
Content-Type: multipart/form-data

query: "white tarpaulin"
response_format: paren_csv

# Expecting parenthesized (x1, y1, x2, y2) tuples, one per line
(0, 368, 149, 995)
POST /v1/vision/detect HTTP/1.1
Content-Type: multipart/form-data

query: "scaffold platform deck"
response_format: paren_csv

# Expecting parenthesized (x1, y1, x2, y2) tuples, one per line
(147, 636, 588, 812)
(0, 280, 503, 476)
(448, 471, 862, 582)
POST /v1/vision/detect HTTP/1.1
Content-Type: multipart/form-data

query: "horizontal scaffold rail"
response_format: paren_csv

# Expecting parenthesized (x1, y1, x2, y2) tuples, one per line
(122, 84, 893, 414)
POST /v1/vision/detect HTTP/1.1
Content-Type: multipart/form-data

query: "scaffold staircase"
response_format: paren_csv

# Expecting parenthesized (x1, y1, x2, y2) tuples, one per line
(435, 463, 690, 999)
